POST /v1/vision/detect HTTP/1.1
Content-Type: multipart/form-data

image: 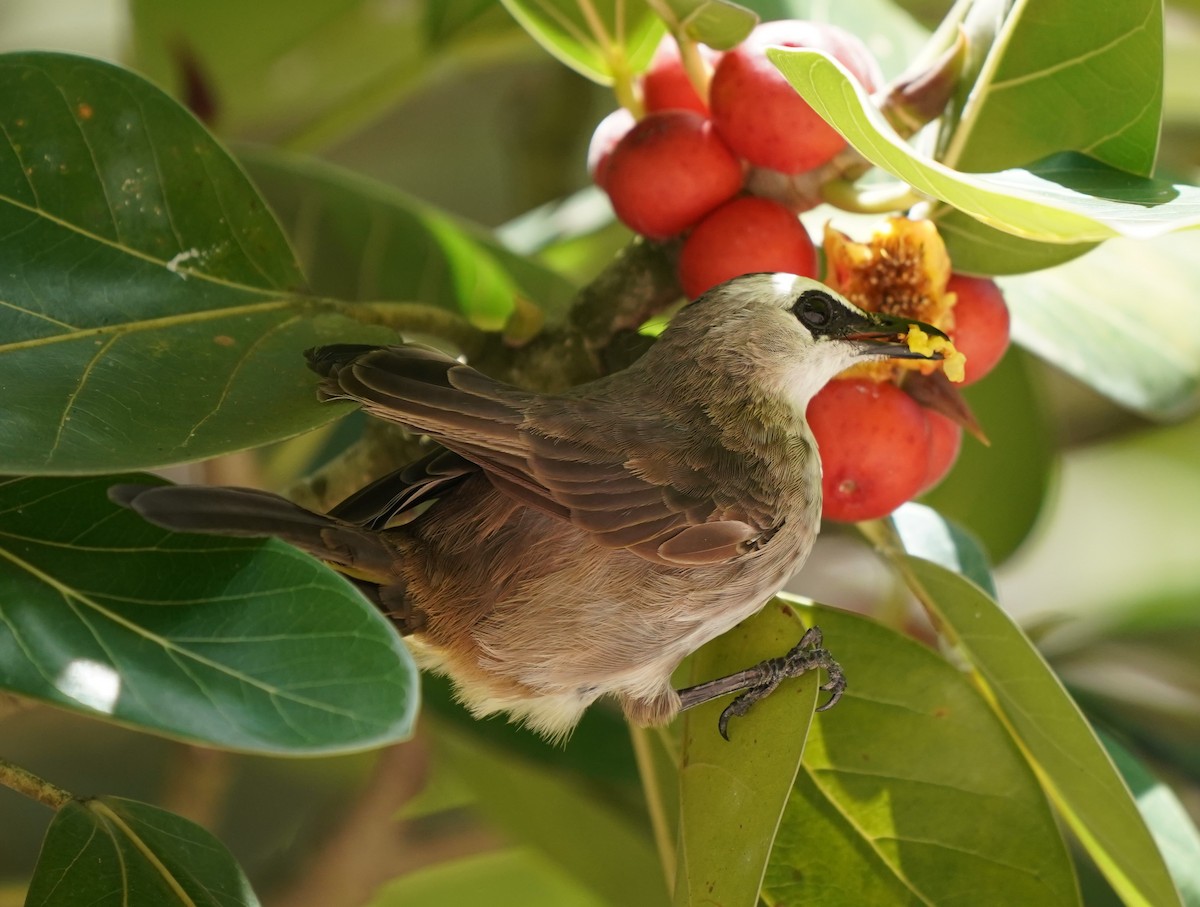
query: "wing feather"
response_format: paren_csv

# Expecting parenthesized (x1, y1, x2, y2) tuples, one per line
(307, 344, 782, 564)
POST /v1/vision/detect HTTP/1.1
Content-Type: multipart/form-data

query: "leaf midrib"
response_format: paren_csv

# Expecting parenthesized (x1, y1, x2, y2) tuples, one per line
(0, 541, 374, 726)
(0, 186, 294, 296)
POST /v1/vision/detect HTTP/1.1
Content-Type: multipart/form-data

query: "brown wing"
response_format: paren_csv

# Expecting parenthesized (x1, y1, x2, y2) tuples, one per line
(327, 447, 478, 530)
(307, 344, 778, 565)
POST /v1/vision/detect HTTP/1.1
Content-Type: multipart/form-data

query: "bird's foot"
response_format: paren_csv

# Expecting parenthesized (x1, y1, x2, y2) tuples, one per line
(676, 626, 846, 741)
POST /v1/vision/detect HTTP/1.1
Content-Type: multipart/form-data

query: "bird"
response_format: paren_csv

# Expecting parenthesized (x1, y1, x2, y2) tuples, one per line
(111, 274, 943, 741)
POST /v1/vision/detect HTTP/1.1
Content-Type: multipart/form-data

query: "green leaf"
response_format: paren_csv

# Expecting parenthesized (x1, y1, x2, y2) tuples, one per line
(939, 0, 1162, 176)
(763, 602, 1078, 906)
(239, 147, 577, 328)
(436, 724, 667, 906)
(675, 600, 818, 907)
(369, 848, 605, 907)
(932, 207, 1097, 276)
(931, 0, 1162, 273)
(27, 796, 259, 906)
(920, 348, 1054, 564)
(1100, 732, 1200, 907)
(660, 0, 757, 50)
(896, 555, 1182, 907)
(0, 475, 417, 753)
(769, 49, 1200, 244)
(888, 502, 995, 597)
(499, 0, 663, 84)
(0, 51, 396, 475)
(1003, 232, 1200, 417)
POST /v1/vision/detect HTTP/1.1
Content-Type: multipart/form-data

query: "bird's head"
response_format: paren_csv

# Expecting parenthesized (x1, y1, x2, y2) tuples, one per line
(660, 272, 946, 410)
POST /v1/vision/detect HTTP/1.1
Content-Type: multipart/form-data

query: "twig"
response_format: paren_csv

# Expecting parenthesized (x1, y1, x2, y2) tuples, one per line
(0, 758, 72, 810)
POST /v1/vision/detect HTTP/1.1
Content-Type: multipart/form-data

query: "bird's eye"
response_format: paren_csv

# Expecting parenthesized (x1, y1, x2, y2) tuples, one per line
(793, 290, 834, 329)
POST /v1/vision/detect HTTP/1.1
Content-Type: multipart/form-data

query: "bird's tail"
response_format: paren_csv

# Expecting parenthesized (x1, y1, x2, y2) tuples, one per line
(109, 484, 398, 583)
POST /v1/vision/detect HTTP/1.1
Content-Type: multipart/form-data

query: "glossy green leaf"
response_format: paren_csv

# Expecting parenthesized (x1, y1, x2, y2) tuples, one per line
(1003, 232, 1200, 417)
(499, 0, 663, 84)
(1100, 731, 1200, 907)
(26, 796, 259, 906)
(675, 600, 817, 907)
(762, 601, 1077, 906)
(0, 51, 397, 475)
(240, 147, 577, 328)
(940, 0, 1162, 174)
(129, 0, 518, 147)
(770, 50, 1200, 243)
(920, 348, 1054, 564)
(661, 0, 757, 49)
(0, 475, 418, 753)
(436, 724, 667, 907)
(369, 848, 604, 907)
(898, 555, 1182, 907)
(888, 502, 995, 597)
(932, 0, 1161, 273)
(932, 206, 1097, 276)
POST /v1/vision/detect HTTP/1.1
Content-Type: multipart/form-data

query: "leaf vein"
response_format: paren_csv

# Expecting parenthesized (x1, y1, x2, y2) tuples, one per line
(0, 119, 42, 206)
(987, 8, 1155, 93)
(50, 78, 123, 243)
(802, 763, 937, 906)
(0, 542, 375, 723)
(182, 312, 304, 448)
(0, 189, 283, 294)
(46, 331, 123, 465)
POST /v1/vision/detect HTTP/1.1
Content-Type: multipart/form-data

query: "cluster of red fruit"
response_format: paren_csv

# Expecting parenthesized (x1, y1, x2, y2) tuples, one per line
(588, 19, 1011, 523)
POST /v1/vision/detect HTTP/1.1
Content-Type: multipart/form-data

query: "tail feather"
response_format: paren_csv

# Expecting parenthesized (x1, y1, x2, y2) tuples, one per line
(109, 484, 398, 581)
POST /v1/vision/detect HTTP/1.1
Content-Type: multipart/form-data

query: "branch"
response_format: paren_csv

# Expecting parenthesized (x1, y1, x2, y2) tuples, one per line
(0, 757, 72, 810)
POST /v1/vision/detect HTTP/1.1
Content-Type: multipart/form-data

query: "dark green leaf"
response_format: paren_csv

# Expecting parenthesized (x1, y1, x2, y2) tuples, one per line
(0, 475, 417, 753)
(499, 0, 663, 84)
(0, 51, 395, 474)
(763, 601, 1078, 906)
(888, 502, 996, 597)
(1100, 732, 1200, 907)
(900, 556, 1182, 907)
(239, 147, 576, 327)
(932, 206, 1097, 276)
(920, 348, 1054, 563)
(675, 600, 817, 907)
(1004, 233, 1200, 417)
(27, 796, 259, 906)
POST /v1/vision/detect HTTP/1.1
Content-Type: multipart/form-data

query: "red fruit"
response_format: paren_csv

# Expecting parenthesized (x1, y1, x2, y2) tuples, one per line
(678, 196, 817, 298)
(947, 274, 1010, 384)
(603, 110, 743, 240)
(919, 410, 962, 493)
(710, 20, 883, 174)
(642, 35, 717, 116)
(807, 378, 931, 523)
(587, 107, 636, 188)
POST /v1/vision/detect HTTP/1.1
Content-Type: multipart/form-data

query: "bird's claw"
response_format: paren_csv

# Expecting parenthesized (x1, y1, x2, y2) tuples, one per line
(717, 626, 846, 740)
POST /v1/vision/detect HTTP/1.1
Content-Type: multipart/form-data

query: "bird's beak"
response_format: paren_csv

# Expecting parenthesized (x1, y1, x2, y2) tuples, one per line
(844, 311, 947, 360)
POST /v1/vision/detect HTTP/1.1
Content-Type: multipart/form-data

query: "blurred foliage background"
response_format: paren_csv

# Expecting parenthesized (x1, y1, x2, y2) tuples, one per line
(2, 1, 1200, 905)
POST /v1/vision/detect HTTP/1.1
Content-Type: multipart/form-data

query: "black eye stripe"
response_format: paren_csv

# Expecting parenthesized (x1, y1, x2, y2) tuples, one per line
(792, 290, 835, 329)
